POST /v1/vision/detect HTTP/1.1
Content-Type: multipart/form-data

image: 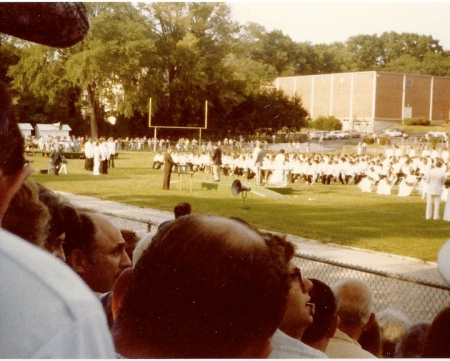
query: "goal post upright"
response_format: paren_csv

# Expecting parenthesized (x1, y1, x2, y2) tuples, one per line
(148, 98, 158, 152)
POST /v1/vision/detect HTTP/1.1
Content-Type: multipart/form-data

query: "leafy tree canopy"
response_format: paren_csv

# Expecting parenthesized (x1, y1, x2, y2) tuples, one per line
(4, 3, 450, 139)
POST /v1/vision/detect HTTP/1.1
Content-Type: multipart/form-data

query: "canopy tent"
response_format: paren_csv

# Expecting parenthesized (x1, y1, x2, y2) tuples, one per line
(35, 123, 71, 139)
(18, 123, 33, 138)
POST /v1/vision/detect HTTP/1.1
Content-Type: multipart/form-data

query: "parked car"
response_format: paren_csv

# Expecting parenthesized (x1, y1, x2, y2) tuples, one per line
(381, 129, 408, 138)
(349, 131, 361, 138)
(425, 131, 449, 141)
(327, 130, 351, 139)
(308, 131, 328, 140)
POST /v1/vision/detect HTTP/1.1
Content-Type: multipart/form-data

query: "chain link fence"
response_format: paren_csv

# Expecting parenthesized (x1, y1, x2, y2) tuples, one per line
(294, 253, 450, 323)
(84, 209, 450, 324)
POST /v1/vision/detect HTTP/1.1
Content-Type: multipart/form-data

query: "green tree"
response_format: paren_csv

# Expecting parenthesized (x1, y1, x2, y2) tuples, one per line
(8, 2, 156, 140)
(145, 2, 241, 130)
(310, 42, 356, 74)
(0, 35, 21, 85)
(239, 24, 300, 76)
(379, 31, 443, 65)
(227, 89, 308, 137)
(309, 116, 342, 131)
(345, 34, 384, 70)
(64, 2, 157, 139)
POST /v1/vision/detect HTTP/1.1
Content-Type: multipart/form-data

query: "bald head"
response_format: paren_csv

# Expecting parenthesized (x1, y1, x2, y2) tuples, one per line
(333, 278, 374, 328)
(113, 215, 290, 358)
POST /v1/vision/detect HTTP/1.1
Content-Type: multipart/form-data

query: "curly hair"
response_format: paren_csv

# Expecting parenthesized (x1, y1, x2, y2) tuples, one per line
(3, 179, 50, 248)
(0, 82, 26, 175)
(37, 183, 79, 253)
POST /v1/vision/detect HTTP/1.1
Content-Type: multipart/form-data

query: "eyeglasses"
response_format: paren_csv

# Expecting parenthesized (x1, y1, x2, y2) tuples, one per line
(289, 267, 305, 290)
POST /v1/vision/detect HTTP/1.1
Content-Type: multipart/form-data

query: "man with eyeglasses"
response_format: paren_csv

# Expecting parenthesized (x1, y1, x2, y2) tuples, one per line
(267, 233, 328, 358)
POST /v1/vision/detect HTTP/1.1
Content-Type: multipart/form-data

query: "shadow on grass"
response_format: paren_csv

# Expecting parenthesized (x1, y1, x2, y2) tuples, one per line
(108, 191, 443, 261)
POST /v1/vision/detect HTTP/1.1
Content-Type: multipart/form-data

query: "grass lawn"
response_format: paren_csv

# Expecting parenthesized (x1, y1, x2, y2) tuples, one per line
(29, 150, 449, 262)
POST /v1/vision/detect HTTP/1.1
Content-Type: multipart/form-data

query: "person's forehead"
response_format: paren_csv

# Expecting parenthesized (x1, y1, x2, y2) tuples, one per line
(91, 214, 124, 247)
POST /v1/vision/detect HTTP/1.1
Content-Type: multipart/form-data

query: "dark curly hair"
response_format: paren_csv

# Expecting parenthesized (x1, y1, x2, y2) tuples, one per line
(0, 82, 26, 175)
(3, 179, 50, 247)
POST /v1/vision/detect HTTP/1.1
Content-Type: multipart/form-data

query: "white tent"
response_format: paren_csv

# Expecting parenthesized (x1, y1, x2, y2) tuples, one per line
(35, 123, 71, 139)
(18, 123, 33, 138)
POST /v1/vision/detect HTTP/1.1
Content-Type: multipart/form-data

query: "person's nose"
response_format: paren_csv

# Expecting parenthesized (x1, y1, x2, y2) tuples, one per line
(303, 277, 313, 293)
(120, 249, 132, 268)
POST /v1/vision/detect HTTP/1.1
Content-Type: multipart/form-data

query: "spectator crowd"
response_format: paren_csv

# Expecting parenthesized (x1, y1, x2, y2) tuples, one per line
(3, 4, 450, 358)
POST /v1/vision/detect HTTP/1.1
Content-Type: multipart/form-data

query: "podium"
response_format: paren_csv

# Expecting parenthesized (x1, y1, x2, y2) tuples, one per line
(173, 165, 194, 191)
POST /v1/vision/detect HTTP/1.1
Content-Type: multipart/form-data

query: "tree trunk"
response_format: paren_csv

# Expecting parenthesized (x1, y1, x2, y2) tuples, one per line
(87, 83, 99, 140)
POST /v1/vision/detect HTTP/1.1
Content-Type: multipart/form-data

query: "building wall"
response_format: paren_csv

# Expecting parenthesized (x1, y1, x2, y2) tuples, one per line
(276, 71, 450, 132)
(432, 77, 450, 121)
(311, 75, 332, 119)
(331, 73, 352, 119)
(374, 73, 403, 121)
(277, 72, 377, 130)
(404, 75, 431, 119)
(352, 72, 375, 121)
(294, 76, 313, 117)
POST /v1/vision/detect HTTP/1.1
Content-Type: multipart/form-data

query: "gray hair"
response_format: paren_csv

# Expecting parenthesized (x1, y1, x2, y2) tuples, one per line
(332, 278, 374, 326)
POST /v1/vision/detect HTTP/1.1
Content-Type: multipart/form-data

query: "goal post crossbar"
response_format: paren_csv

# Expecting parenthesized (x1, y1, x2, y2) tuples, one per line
(148, 99, 208, 151)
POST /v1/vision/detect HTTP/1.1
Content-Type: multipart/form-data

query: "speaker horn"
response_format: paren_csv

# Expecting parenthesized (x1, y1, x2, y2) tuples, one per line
(231, 179, 251, 196)
(231, 179, 251, 210)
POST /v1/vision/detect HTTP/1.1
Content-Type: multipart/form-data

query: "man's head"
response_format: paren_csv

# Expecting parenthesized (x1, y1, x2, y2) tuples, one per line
(301, 278, 339, 351)
(0, 83, 27, 177)
(120, 229, 140, 262)
(112, 215, 290, 358)
(377, 307, 411, 358)
(37, 184, 79, 262)
(3, 179, 51, 248)
(273, 233, 315, 340)
(332, 278, 375, 339)
(0, 82, 33, 226)
(64, 212, 132, 293)
(173, 202, 191, 218)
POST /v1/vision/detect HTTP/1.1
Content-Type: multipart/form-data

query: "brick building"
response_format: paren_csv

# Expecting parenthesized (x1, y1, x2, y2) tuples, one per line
(275, 71, 450, 133)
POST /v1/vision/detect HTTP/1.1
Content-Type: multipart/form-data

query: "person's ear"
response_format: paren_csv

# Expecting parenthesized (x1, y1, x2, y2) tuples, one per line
(364, 312, 376, 330)
(0, 166, 33, 225)
(112, 267, 133, 320)
(239, 339, 273, 358)
(67, 249, 90, 274)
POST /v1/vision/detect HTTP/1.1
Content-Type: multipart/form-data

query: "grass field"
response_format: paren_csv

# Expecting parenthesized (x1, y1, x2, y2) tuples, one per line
(29, 150, 449, 262)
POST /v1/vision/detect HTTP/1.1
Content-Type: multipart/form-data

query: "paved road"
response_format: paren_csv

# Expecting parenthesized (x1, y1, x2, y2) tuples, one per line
(60, 191, 445, 285)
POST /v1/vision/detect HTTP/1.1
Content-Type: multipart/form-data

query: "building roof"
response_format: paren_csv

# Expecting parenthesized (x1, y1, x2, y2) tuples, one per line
(35, 123, 72, 131)
(18, 123, 33, 130)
